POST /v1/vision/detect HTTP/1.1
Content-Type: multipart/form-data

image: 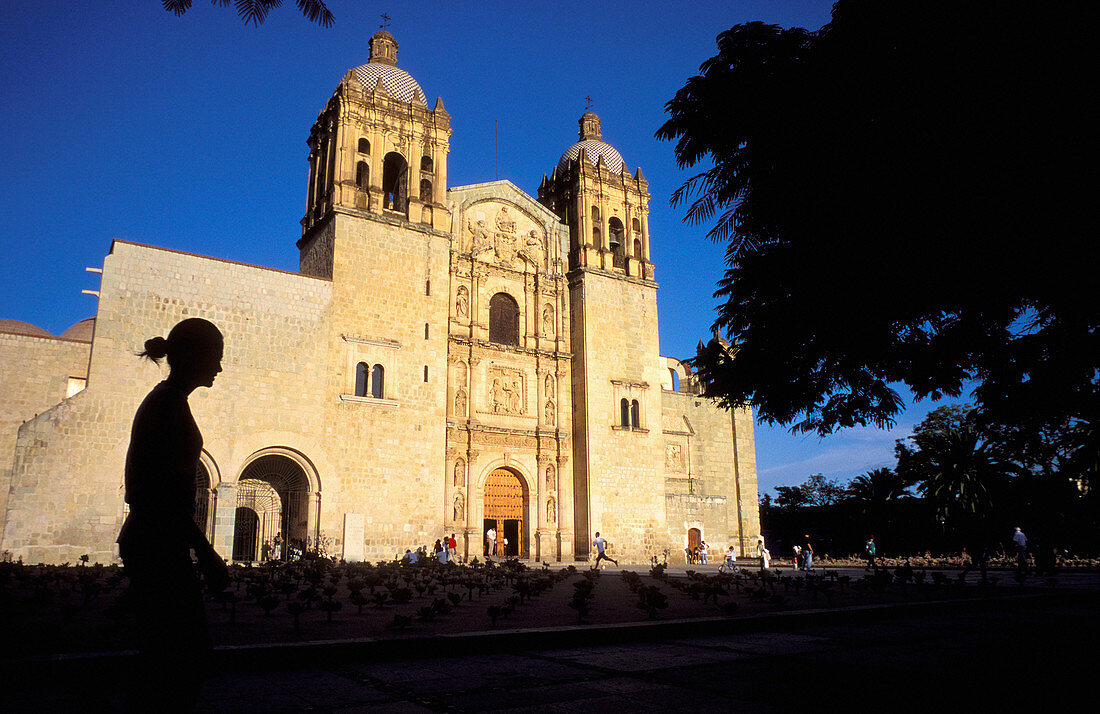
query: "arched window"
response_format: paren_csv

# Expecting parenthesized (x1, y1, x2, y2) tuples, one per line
(356, 161, 369, 190)
(420, 155, 433, 172)
(381, 152, 408, 211)
(358, 138, 370, 154)
(632, 217, 641, 234)
(371, 364, 385, 398)
(419, 178, 432, 202)
(609, 217, 626, 266)
(591, 206, 602, 249)
(355, 362, 370, 397)
(488, 292, 520, 346)
(633, 238, 643, 261)
(620, 398, 630, 426)
(669, 368, 680, 392)
(631, 400, 640, 428)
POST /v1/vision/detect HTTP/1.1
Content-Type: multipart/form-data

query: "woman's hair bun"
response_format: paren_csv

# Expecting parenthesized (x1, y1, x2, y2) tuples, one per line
(140, 335, 169, 361)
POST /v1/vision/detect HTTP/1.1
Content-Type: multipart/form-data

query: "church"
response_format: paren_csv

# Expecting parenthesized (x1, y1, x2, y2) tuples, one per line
(0, 32, 759, 565)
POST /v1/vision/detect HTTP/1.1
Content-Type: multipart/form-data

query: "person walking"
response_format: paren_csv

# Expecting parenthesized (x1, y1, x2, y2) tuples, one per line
(793, 544, 802, 570)
(116, 318, 230, 712)
(486, 527, 496, 558)
(592, 531, 618, 569)
(802, 534, 814, 571)
(700, 541, 709, 565)
(448, 533, 457, 562)
(864, 535, 877, 571)
(1013, 527, 1028, 573)
(756, 536, 771, 569)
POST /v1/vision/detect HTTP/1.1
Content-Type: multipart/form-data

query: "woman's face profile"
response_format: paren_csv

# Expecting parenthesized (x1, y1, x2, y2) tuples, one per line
(195, 341, 224, 388)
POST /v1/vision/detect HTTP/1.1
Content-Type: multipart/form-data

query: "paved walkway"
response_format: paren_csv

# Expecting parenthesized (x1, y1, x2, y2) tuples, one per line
(6, 585, 1095, 712)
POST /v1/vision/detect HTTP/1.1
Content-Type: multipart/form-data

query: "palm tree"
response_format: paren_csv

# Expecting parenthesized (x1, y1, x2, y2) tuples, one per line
(162, 1, 334, 27)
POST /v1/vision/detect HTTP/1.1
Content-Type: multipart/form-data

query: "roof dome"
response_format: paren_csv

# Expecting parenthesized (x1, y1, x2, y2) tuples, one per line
(60, 317, 95, 342)
(351, 31, 426, 104)
(557, 112, 626, 174)
(0, 319, 52, 339)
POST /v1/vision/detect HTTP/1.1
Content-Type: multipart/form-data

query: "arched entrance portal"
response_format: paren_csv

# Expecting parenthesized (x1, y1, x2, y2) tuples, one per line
(233, 454, 313, 562)
(687, 527, 702, 562)
(483, 468, 528, 558)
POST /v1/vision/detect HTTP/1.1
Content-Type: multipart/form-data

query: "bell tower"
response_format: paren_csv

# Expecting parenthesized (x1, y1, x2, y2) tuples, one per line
(299, 29, 451, 266)
(538, 113, 664, 561)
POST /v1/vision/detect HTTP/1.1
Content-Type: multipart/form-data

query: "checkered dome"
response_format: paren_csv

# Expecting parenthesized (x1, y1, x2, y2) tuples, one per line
(558, 139, 627, 175)
(353, 62, 426, 104)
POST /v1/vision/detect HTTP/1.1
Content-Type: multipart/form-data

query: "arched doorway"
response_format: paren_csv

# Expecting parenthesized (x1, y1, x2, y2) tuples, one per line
(483, 468, 528, 558)
(194, 461, 214, 541)
(687, 527, 702, 562)
(234, 454, 313, 562)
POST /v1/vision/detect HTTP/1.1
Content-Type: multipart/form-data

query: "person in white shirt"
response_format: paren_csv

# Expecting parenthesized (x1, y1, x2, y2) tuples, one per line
(592, 531, 618, 569)
(486, 527, 497, 558)
(1013, 527, 1028, 572)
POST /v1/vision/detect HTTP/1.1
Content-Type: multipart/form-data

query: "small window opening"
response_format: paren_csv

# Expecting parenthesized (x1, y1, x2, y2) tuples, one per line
(423, 365, 429, 382)
(419, 178, 432, 203)
(620, 398, 630, 427)
(358, 138, 370, 154)
(420, 155, 433, 172)
(355, 362, 370, 397)
(669, 369, 680, 392)
(631, 399, 640, 428)
(424, 323, 429, 340)
(371, 364, 385, 399)
(356, 161, 369, 190)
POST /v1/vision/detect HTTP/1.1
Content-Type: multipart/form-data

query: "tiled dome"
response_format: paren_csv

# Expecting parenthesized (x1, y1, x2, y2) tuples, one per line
(353, 62, 426, 104)
(557, 112, 626, 174)
(558, 139, 626, 174)
(352, 30, 426, 104)
(60, 317, 95, 343)
(0, 319, 52, 338)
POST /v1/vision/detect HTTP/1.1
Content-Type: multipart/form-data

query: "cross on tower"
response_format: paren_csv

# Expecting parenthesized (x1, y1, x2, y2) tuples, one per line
(379, 13, 391, 29)
(584, 95, 594, 111)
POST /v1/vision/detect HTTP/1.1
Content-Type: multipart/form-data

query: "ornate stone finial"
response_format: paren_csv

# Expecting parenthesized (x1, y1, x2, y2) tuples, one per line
(579, 111, 601, 141)
(369, 30, 398, 66)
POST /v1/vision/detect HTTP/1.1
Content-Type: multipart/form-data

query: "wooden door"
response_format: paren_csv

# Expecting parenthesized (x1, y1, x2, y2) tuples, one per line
(484, 469, 526, 557)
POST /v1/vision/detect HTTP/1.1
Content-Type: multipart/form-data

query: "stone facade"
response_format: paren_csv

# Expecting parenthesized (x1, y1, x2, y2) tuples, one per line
(0, 32, 758, 565)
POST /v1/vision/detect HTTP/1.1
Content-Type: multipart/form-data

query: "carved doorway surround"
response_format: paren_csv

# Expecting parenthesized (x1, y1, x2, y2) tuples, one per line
(483, 468, 527, 557)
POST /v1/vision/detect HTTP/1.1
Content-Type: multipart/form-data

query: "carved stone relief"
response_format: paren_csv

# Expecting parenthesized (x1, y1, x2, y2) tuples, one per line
(454, 388, 467, 417)
(486, 366, 525, 415)
(545, 465, 556, 490)
(547, 497, 556, 524)
(454, 493, 465, 521)
(544, 374, 554, 397)
(454, 459, 465, 487)
(544, 398, 555, 426)
(464, 202, 547, 270)
(665, 442, 685, 471)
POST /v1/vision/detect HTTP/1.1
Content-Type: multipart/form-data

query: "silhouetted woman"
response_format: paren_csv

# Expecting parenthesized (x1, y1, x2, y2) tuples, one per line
(117, 318, 229, 711)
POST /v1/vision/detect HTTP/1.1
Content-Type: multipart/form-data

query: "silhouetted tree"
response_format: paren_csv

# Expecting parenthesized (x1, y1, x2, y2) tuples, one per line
(657, 1, 1097, 444)
(162, 0, 333, 27)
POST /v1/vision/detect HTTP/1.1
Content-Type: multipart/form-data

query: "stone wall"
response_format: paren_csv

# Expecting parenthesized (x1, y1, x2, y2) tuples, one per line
(0, 332, 90, 534)
(1, 241, 333, 563)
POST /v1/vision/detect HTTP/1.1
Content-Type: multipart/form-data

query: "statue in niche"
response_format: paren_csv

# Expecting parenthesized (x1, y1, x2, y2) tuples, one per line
(456, 286, 469, 318)
(456, 361, 467, 384)
(454, 494, 464, 522)
(544, 398, 555, 426)
(547, 497, 556, 524)
(454, 388, 467, 417)
(542, 304, 554, 336)
(453, 460, 464, 487)
(545, 374, 554, 397)
(545, 465, 556, 490)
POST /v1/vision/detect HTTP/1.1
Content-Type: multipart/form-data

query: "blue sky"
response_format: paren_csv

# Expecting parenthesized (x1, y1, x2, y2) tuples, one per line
(0, 1, 964, 495)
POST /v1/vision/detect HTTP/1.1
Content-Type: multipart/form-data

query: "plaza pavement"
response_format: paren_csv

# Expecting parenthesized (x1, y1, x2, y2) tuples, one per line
(3, 567, 1096, 712)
